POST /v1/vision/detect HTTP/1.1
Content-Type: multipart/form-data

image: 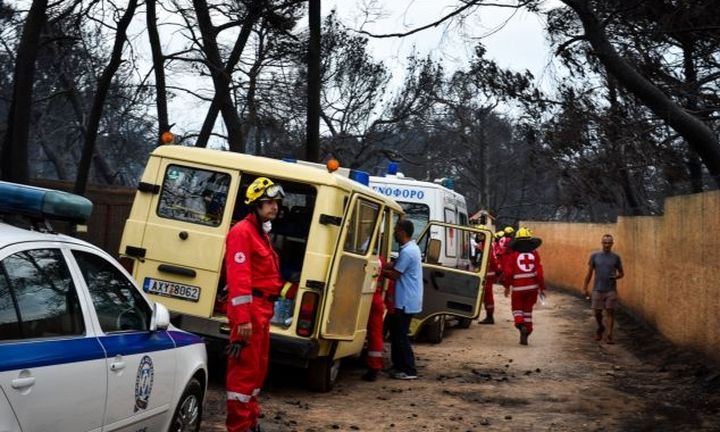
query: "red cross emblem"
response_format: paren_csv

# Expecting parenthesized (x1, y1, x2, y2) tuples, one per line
(517, 253, 536, 272)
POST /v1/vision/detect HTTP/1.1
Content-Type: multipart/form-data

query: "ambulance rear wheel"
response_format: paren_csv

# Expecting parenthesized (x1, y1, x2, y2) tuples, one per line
(457, 317, 473, 329)
(307, 357, 340, 392)
(425, 315, 445, 344)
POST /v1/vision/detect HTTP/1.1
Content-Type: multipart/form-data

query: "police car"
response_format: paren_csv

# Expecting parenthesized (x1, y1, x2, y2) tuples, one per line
(0, 182, 207, 432)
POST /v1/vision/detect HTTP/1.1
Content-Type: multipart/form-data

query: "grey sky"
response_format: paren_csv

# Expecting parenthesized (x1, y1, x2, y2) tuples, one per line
(325, 0, 562, 89)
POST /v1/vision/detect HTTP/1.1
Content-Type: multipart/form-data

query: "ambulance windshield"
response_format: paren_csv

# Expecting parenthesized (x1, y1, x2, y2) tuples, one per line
(392, 202, 429, 252)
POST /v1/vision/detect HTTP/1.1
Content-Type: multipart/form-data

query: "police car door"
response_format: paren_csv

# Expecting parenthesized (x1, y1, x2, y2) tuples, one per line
(415, 222, 492, 324)
(69, 246, 176, 431)
(125, 160, 238, 318)
(320, 194, 383, 340)
(0, 245, 106, 432)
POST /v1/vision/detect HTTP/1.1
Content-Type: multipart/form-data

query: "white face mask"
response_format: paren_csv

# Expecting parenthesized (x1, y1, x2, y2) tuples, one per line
(262, 221, 272, 233)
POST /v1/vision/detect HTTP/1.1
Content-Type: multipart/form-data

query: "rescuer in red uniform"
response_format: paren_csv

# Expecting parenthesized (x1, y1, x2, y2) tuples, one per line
(502, 227, 545, 345)
(225, 177, 285, 432)
(478, 248, 499, 325)
(362, 256, 392, 381)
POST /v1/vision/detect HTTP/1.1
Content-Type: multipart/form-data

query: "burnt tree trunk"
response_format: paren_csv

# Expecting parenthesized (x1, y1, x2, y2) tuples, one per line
(74, 0, 138, 195)
(1, 0, 48, 183)
(562, 0, 720, 187)
(147, 0, 170, 145)
(306, 0, 321, 162)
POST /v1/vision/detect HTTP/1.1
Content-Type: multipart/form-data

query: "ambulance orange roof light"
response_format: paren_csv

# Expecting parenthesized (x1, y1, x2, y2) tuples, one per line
(326, 159, 340, 173)
(160, 131, 175, 145)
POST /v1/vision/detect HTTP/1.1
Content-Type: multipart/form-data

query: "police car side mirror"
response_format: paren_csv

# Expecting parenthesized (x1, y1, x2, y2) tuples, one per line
(151, 302, 170, 331)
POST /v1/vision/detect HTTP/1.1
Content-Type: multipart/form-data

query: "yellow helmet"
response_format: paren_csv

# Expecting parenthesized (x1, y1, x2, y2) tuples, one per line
(515, 227, 533, 239)
(503, 226, 515, 235)
(244, 177, 285, 205)
(494, 230, 504, 239)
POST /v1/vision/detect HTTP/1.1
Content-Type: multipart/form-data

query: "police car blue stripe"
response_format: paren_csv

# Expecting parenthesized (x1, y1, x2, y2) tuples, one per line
(99, 331, 175, 357)
(0, 331, 187, 373)
(0, 337, 105, 372)
(168, 330, 204, 348)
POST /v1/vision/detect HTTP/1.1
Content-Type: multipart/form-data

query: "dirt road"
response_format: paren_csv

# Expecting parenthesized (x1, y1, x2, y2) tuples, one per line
(202, 286, 720, 431)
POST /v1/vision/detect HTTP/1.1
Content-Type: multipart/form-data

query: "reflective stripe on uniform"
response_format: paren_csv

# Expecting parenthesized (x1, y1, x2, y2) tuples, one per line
(367, 351, 383, 357)
(514, 272, 537, 279)
(512, 284, 539, 291)
(486, 272, 496, 276)
(227, 391, 253, 403)
(252, 388, 261, 396)
(231, 295, 253, 306)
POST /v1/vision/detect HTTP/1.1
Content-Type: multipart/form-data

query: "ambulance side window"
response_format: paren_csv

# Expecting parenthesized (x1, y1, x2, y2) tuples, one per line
(0, 249, 85, 340)
(444, 208, 458, 259)
(344, 199, 380, 255)
(157, 165, 230, 227)
(73, 251, 151, 333)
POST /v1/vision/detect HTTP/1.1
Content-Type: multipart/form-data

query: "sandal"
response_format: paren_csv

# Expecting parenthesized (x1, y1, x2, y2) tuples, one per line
(594, 326, 605, 341)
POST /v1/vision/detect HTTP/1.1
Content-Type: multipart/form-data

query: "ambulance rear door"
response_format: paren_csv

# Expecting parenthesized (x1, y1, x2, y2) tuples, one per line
(415, 222, 492, 323)
(123, 160, 240, 318)
(319, 193, 384, 340)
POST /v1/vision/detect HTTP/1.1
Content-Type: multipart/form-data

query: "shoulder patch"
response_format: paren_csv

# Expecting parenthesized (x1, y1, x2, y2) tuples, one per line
(234, 252, 246, 264)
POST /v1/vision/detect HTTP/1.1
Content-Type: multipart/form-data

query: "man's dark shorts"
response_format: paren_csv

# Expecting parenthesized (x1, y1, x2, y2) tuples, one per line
(591, 290, 617, 310)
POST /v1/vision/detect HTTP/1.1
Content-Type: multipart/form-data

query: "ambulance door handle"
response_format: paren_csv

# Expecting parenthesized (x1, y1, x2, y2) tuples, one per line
(11, 377, 35, 389)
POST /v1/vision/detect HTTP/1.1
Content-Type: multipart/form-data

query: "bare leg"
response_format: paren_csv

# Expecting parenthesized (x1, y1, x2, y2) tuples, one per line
(594, 309, 604, 331)
(605, 309, 615, 342)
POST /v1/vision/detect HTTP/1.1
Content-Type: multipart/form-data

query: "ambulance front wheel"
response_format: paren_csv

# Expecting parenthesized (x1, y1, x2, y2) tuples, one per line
(425, 315, 445, 344)
(307, 356, 341, 392)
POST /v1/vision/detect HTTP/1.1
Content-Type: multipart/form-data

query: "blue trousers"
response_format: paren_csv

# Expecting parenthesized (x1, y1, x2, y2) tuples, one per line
(388, 310, 416, 375)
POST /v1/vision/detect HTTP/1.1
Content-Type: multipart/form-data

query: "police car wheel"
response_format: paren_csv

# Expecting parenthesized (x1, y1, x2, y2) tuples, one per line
(169, 378, 203, 432)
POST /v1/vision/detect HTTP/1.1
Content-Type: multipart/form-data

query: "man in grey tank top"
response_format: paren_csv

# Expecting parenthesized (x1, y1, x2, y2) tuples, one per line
(582, 234, 624, 344)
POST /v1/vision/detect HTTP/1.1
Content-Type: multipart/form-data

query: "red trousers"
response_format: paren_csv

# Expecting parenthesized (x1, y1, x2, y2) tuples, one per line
(510, 289, 539, 333)
(483, 278, 495, 312)
(366, 289, 385, 370)
(226, 297, 274, 432)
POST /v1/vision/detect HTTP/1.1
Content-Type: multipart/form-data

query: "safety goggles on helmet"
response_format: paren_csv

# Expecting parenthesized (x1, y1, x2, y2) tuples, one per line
(260, 183, 285, 201)
(244, 177, 286, 204)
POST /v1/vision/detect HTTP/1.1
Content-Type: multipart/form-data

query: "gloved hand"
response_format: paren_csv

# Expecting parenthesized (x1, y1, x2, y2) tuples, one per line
(225, 341, 246, 358)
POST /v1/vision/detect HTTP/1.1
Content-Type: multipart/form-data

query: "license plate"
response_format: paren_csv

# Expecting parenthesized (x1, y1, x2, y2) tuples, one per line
(143, 277, 201, 302)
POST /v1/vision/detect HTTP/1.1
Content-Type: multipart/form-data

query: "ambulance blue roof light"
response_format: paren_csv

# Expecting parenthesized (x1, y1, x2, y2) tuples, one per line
(349, 170, 369, 186)
(0, 182, 93, 223)
(387, 162, 398, 175)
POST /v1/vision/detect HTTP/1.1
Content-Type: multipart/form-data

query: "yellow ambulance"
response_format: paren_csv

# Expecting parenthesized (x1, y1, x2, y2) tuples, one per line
(119, 145, 491, 391)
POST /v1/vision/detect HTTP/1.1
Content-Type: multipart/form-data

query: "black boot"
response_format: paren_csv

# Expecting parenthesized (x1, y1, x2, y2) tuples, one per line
(518, 324, 529, 345)
(478, 311, 494, 325)
(361, 368, 379, 382)
(250, 424, 262, 432)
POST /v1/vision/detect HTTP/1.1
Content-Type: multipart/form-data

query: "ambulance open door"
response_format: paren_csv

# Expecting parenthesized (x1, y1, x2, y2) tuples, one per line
(320, 194, 383, 340)
(414, 222, 492, 325)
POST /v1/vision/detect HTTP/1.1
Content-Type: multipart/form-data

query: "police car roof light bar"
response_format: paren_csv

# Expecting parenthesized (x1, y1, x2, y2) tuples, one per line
(0, 181, 93, 223)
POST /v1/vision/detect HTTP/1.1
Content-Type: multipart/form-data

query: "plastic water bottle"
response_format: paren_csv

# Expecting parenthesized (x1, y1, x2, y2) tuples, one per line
(272, 299, 288, 325)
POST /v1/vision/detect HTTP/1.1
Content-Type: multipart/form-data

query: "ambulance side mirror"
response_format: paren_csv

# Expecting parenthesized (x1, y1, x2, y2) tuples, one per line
(151, 302, 170, 331)
(426, 238, 441, 264)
